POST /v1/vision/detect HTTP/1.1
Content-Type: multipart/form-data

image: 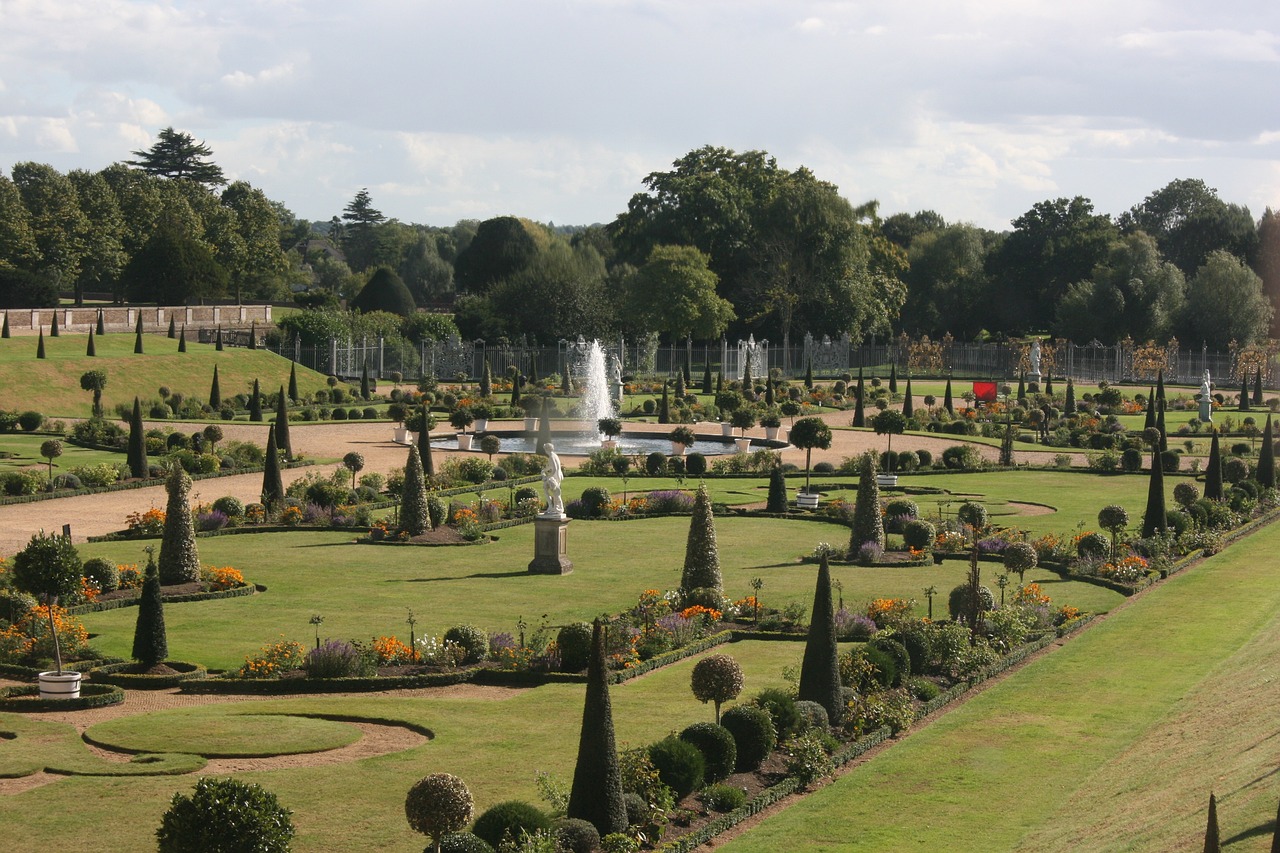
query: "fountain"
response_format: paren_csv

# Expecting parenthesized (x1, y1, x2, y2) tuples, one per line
(575, 339, 614, 443)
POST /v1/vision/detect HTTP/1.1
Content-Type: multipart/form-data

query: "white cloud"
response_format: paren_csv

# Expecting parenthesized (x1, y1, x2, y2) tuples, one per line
(1117, 28, 1280, 62)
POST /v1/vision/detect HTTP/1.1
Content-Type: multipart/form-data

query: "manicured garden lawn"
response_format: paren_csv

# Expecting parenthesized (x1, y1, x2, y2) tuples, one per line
(718, 521, 1280, 852)
(0, 433, 124, 475)
(78, 519, 1123, 672)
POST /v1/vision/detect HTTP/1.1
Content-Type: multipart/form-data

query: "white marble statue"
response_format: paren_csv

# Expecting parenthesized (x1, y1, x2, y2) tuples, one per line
(1029, 340, 1042, 380)
(1201, 370, 1212, 398)
(1199, 370, 1213, 423)
(540, 443, 565, 518)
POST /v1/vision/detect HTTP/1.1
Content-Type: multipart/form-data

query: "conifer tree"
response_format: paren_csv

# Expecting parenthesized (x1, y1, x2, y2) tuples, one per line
(417, 403, 436, 478)
(715, 371, 723, 395)
(209, 365, 221, 409)
(360, 360, 371, 401)
(1157, 404, 1168, 453)
(702, 362, 713, 395)
(566, 619, 628, 837)
(1259, 414, 1276, 489)
(681, 482, 723, 599)
(1064, 377, 1076, 415)
(36, 328, 45, 359)
(401, 445, 430, 535)
(288, 362, 299, 402)
(1141, 447, 1167, 538)
(1143, 387, 1156, 431)
(797, 555, 843, 724)
(903, 375, 914, 418)
(1016, 372, 1026, 403)
(275, 387, 293, 461)
(742, 359, 753, 393)
(1, 310, 9, 338)
(131, 551, 168, 667)
(766, 466, 788, 513)
(1204, 792, 1221, 853)
(50, 311, 59, 337)
(178, 326, 187, 352)
(1241, 374, 1251, 411)
(249, 378, 263, 421)
(159, 465, 200, 585)
(850, 452, 885, 552)
(134, 312, 144, 353)
(215, 326, 223, 351)
(167, 315, 176, 338)
(888, 362, 897, 394)
(683, 353, 692, 386)
(674, 370, 686, 399)
(658, 381, 671, 424)
(1206, 431, 1224, 501)
(1255, 369, 1264, 405)
(86, 328, 95, 356)
(127, 397, 148, 478)
(804, 358, 814, 389)
(261, 424, 285, 510)
(1156, 369, 1166, 407)
(853, 368, 866, 427)
(479, 359, 492, 399)
(248, 321, 257, 349)
(943, 376, 954, 414)
(95, 308, 104, 335)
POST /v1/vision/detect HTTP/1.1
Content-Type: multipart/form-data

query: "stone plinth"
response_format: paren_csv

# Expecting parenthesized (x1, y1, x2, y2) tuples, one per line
(528, 515, 573, 575)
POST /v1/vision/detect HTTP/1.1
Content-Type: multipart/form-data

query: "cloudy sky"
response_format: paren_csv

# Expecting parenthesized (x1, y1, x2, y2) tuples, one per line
(1, 0, 1277, 231)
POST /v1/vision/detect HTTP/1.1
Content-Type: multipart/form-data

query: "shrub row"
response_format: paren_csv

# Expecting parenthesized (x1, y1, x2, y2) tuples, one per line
(0, 683, 125, 712)
(179, 666, 479, 695)
(88, 661, 208, 690)
(65, 583, 256, 615)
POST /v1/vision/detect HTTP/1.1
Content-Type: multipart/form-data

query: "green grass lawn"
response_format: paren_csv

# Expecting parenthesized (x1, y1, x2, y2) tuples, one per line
(0, 432, 124, 475)
(0, 334, 333, 418)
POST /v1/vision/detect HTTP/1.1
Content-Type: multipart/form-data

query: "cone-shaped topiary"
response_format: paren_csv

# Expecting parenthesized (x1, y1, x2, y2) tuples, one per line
(127, 397, 148, 479)
(1143, 387, 1156, 430)
(209, 365, 221, 409)
(1204, 792, 1221, 853)
(159, 465, 200, 585)
(361, 360, 371, 401)
(1064, 377, 1076, 415)
(1156, 369, 1166, 406)
(1, 310, 9, 338)
(248, 321, 257, 349)
(804, 357, 813, 389)
(1016, 372, 1026, 402)
(766, 466, 788, 513)
(903, 375, 914, 418)
(1206, 431, 1224, 501)
(1256, 370, 1265, 405)
(943, 376, 954, 414)
(888, 362, 897, 394)
(86, 327, 95, 356)
(715, 371, 723, 395)
(1045, 374, 1054, 395)
(850, 452, 884, 552)
(658, 381, 670, 424)
(1157, 404, 1168, 452)
(288, 362, 298, 402)
(1241, 375, 1251, 411)
(479, 359, 492, 399)
(178, 325, 186, 352)
(167, 315, 175, 338)
(853, 368, 865, 427)
(797, 555, 844, 724)
(566, 619, 628, 838)
(215, 326, 223, 351)
(249, 378, 263, 421)
(401, 444, 430, 536)
(275, 387, 293, 461)
(50, 311, 59, 337)
(681, 482, 723, 600)
(702, 362, 713, 395)
(134, 312, 144, 353)
(95, 308, 104, 335)
(131, 553, 168, 667)
(1141, 449, 1167, 538)
(1259, 415, 1276, 489)
(261, 424, 285, 510)
(36, 328, 45, 359)
(417, 403, 435, 479)
(536, 413, 553, 456)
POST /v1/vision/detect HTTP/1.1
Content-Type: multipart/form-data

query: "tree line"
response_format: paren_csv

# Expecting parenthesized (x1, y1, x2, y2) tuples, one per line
(1, 133, 1276, 350)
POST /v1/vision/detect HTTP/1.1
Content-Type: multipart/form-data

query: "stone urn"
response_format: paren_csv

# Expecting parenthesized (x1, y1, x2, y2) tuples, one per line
(39, 670, 82, 700)
(524, 417, 538, 431)
(764, 426, 780, 441)
(457, 433, 473, 451)
(735, 437, 753, 453)
(473, 418, 488, 433)
(670, 442, 688, 456)
(720, 422, 735, 437)
(393, 425, 408, 444)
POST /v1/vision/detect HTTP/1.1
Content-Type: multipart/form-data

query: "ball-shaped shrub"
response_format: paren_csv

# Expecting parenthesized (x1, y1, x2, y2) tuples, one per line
(679, 722, 738, 783)
(405, 773, 474, 848)
(556, 622, 593, 672)
(1160, 450, 1181, 473)
(701, 783, 747, 813)
(1173, 481, 1200, 509)
(685, 452, 707, 477)
(902, 519, 936, 550)
(579, 486, 612, 517)
(1164, 509, 1191, 536)
(82, 556, 120, 593)
(212, 496, 246, 519)
(752, 688, 801, 739)
(956, 501, 988, 530)
(884, 498, 918, 520)
(720, 704, 777, 771)
(1120, 447, 1143, 472)
(1076, 531, 1110, 559)
(1002, 542, 1038, 577)
(443, 625, 489, 664)
(156, 776, 295, 853)
(792, 700, 830, 733)
(1223, 457, 1250, 484)
(647, 735, 705, 799)
(440, 832, 495, 853)
(893, 624, 934, 676)
(850, 645, 898, 691)
(868, 637, 911, 684)
(947, 583, 994, 620)
(471, 801, 551, 849)
(916, 449, 933, 468)
(645, 451, 666, 475)
(553, 818, 601, 853)
(622, 792, 647, 827)
(691, 654, 744, 718)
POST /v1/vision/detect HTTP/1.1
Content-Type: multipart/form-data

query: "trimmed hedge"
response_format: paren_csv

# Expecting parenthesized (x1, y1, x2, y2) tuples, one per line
(0, 682, 124, 712)
(66, 583, 256, 615)
(89, 660, 208, 689)
(179, 667, 478, 695)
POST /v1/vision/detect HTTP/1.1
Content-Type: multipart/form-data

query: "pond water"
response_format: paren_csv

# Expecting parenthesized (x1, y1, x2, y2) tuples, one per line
(435, 433, 749, 456)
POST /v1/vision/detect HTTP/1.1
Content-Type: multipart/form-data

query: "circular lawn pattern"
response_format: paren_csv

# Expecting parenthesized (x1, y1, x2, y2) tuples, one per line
(84, 711, 362, 758)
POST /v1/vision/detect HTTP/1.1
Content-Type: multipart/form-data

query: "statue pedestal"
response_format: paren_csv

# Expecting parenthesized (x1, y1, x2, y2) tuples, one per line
(528, 515, 573, 575)
(1199, 399, 1212, 423)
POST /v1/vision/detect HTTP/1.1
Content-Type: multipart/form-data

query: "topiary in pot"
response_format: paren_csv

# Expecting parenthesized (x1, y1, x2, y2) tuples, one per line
(720, 704, 777, 771)
(678, 722, 737, 783)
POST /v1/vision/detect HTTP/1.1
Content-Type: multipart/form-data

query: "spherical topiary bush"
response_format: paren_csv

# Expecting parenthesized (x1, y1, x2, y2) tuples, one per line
(156, 776, 295, 853)
(752, 688, 800, 739)
(916, 449, 933, 468)
(902, 519, 936, 551)
(647, 735, 705, 799)
(690, 654, 744, 723)
(556, 622, 593, 672)
(622, 792, 647, 827)
(471, 801, 551, 849)
(956, 501, 988, 531)
(846, 645, 897, 691)
(884, 498, 918, 520)
(947, 584, 994, 621)
(440, 832, 495, 853)
(442, 625, 489, 664)
(1224, 457, 1250, 484)
(1173, 481, 1200, 509)
(1002, 541, 1038, 581)
(579, 486, 612, 518)
(1160, 450, 1181, 473)
(645, 451, 667, 476)
(893, 623, 935, 676)
(1121, 447, 1143, 472)
(720, 704, 777, 771)
(685, 452, 707, 477)
(679, 722, 737, 783)
(1076, 531, 1110, 559)
(701, 783, 747, 813)
(868, 637, 911, 685)
(793, 700, 830, 733)
(405, 773, 474, 852)
(212, 496, 246, 519)
(82, 556, 120, 593)
(553, 818, 601, 853)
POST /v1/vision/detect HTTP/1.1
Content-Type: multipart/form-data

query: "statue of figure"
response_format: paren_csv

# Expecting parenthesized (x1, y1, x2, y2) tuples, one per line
(1029, 340, 1042, 379)
(610, 354, 622, 385)
(540, 443, 565, 517)
(1199, 370, 1214, 423)
(1201, 370, 1212, 398)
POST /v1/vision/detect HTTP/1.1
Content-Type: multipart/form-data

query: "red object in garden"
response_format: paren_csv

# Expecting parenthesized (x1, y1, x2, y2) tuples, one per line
(973, 381, 998, 402)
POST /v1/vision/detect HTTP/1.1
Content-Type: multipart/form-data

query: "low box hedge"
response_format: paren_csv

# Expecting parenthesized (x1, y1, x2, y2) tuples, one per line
(0, 682, 125, 712)
(88, 660, 208, 689)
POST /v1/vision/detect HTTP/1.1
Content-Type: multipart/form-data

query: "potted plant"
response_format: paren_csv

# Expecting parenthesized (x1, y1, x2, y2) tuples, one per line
(471, 403, 492, 433)
(871, 408, 908, 487)
(522, 396, 540, 431)
(387, 402, 408, 444)
(669, 425, 696, 456)
(730, 407, 756, 453)
(788, 416, 832, 508)
(760, 409, 782, 441)
(405, 407, 435, 446)
(715, 391, 742, 436)
(12, 530, 84, 698)
(450, 406, 475, 451)
(598, 417, 623, 449)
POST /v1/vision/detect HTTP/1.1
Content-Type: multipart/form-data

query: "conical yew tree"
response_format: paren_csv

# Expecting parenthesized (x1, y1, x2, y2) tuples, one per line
(131, 553, 168, 667)
(1205, 431, 1224, 501)
(566, 619, 628, 837)
(797, 555, 843, 723)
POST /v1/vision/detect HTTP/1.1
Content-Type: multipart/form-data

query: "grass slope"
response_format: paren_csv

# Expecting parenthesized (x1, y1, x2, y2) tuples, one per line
(0, 334, 332, 418)
(718, 521, 1280, 852)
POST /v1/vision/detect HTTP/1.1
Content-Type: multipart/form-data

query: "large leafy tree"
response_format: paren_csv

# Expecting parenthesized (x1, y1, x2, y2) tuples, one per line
(67, 169, 127, 305)
(340, 188, 386, 272)
(0, 173, 40, 272)
(1256, 208, 1280, 337)
(11, 161, 89, 287)
(1120, 178, 1257, 275)
(1054, 231, 1185, 343)
(127, 127, 226, 186)
(1182, 250, 1272, 346)
(124, 219, 229, 304)
(220, 181, 291, 302)
(623, 244, 734, 341)
(901, 223, 995, 337)
(453, 215, 546, 293)
(478, 239, 613, 343)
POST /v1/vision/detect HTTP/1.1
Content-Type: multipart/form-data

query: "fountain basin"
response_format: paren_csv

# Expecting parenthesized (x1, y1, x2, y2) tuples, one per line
(432, 429, 783, 457)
